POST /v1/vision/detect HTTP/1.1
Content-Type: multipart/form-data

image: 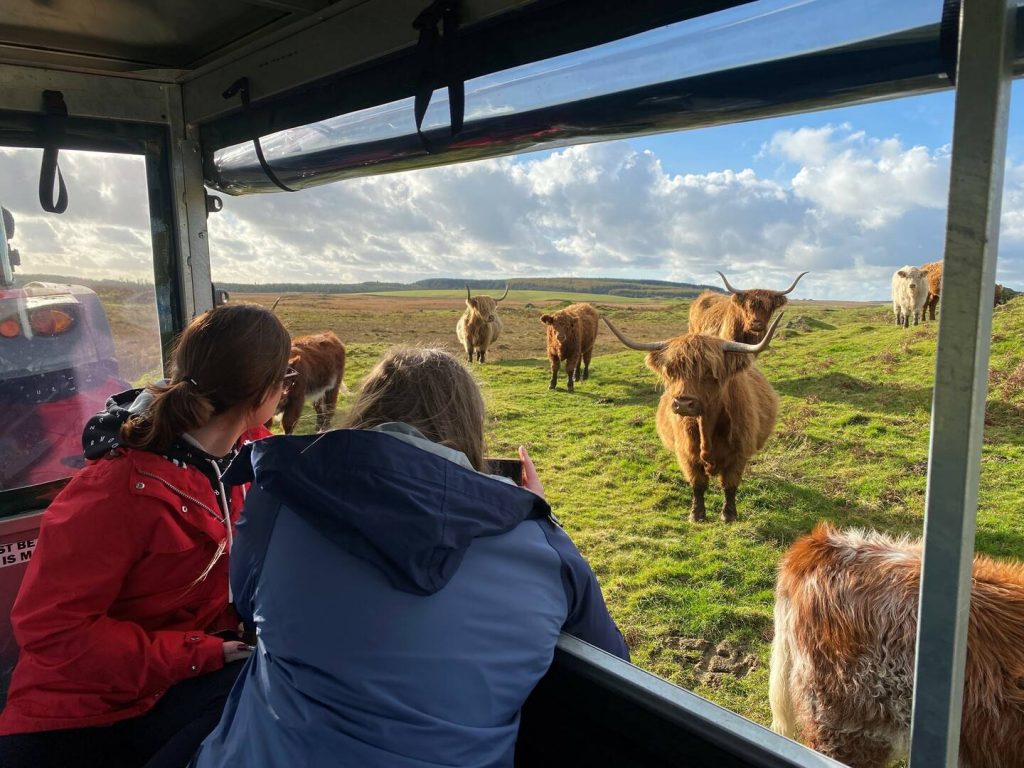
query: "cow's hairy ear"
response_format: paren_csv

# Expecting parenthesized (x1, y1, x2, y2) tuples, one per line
(645, 349, 666, 374)
(540, 314, 553, 324)
(897, 270, 907, 278)
(730, 292, 746, 304)
(467, 298, 478, 309)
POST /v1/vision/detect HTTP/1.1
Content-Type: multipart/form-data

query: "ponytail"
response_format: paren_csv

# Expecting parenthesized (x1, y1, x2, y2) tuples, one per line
(120, 379, 215, 453)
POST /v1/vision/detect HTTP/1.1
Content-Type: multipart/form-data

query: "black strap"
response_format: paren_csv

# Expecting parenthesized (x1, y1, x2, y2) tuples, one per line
(939, 0, 962, 86)
(222, 77, 296, 192)
(412, 0, 464, 153)
(39, 90, 69, 214)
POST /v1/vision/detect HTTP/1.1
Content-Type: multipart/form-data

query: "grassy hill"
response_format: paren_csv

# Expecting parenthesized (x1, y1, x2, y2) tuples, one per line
(279, 297, 1024, 727)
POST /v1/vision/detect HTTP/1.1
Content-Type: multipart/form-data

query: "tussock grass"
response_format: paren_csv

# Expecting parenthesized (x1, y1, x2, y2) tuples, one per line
(279, 296, 1024, 727)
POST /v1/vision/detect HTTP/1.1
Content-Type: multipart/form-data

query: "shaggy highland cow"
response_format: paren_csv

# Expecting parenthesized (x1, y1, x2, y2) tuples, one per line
(275, 331, 346, 434)
(771, 523, 1024, 768)
(689, 271, 807, 344)
(891, 265, 927, 328)
(541, 302, 599, 393)
(456, 284, 508, 363)
(602, 312, 782, 522)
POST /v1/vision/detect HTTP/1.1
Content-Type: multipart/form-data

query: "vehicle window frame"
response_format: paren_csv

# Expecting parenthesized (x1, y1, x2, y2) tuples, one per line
(0, 113, 182, 517)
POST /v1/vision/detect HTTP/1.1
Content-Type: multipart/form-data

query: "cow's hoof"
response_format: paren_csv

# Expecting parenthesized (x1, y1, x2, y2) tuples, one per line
(720, 509, 737, 523)
(548, 383, 557, 390)
(689, 510, 706, 523)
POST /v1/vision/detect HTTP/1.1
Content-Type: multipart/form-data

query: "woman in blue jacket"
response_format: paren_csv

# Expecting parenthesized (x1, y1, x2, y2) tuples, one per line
(193, 347, 629, 768)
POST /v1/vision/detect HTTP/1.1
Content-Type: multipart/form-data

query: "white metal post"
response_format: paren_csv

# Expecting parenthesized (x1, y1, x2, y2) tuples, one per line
(908, 1, 1014, 765)
(165, 85, 214, 319)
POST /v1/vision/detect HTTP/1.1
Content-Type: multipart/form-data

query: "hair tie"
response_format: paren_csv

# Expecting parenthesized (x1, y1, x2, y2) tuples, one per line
(180, 377, 199, 387)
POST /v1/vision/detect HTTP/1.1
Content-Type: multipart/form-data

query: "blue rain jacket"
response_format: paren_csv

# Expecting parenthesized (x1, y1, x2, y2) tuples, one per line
(192, 425, 628, 768)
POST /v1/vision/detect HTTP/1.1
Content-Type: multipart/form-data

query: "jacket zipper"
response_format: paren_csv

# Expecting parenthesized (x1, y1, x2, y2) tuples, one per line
(136, 469, 226, 523)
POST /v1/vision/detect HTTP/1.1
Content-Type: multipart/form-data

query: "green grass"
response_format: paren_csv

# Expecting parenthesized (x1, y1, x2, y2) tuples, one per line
(283, 298, 1024, 728)
(363, 288, 653, 304)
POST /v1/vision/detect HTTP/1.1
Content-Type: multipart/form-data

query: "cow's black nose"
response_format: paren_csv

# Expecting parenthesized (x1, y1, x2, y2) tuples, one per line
(750, 321, 765, 332)
(672, 396, 701, 416)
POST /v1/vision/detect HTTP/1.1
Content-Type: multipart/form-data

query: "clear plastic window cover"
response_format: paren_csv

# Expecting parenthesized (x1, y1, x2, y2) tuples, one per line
(211, 0, 946, 194)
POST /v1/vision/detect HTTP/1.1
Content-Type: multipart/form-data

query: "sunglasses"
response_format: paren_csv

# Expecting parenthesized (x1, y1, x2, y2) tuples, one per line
(281, 367, 299, 393)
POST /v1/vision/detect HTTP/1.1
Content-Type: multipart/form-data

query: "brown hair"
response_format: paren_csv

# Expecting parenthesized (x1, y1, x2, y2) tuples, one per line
(341, 347, 487, 470)
(121, 304, 290, 453)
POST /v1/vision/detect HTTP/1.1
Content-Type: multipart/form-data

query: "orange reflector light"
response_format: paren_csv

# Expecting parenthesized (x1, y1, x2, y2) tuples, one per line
(29, 308, 75, 336)
(0, 317, 20, 338)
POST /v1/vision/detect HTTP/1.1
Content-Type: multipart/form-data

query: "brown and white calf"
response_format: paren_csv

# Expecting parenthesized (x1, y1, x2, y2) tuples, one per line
(456, 284, 508, 363)
(603, 312, 782, 522)
(541, 302, 599, 392)
(771, 523, 1024, 768)
(275, 331, 346, 434)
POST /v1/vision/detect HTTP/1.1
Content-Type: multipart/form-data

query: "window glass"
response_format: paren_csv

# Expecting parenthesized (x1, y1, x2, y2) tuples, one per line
(0, 148, 162, 499)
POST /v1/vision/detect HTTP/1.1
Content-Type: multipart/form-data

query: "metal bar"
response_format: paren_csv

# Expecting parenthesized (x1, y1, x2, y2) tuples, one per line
(908, 1, 1014, 766)
(0, 64, 174, 122)
(165, 85, 213, 321)
(237, 0, 330, 12)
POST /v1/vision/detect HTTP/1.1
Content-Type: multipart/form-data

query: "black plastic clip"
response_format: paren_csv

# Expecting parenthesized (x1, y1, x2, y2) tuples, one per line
(223, 77, 296, 192)
(412, 0, 464, 153)
(39, 90, 69, 214)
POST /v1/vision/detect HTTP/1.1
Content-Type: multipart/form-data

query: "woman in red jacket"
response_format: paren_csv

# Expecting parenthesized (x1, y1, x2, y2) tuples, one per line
(0, 304, 291, 768)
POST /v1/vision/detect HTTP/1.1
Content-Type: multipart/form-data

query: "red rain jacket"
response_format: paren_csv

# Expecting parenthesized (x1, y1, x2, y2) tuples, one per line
(0, 427, 269, 735)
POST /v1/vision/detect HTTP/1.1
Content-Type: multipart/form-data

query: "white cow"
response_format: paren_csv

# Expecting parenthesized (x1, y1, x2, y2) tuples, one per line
(891, 266, 927, 328)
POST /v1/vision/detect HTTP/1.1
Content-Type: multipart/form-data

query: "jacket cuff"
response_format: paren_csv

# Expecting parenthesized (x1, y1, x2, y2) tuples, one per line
(183, 632, 225, 677)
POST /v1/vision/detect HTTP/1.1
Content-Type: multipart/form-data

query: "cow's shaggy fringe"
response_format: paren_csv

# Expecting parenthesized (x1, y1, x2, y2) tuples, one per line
(771, 523, 1024, 768)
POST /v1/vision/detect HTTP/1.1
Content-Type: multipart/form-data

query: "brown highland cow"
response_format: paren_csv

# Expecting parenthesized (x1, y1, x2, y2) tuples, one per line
(771, 523, 1024, 768)
(689, 271, 807, 343)
(541, 302, 599, 393)
(275, 331, 346, 434)
(456, 284, 508, 363)
(602, 312, 782, 522)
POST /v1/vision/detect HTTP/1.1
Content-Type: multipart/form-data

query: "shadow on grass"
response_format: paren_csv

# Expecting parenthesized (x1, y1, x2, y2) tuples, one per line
(775, 372, 933, 414)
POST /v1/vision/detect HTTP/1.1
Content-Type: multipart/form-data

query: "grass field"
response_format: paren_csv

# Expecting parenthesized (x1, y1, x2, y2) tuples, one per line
(365, 288, 659, 304)
(243, 292, 1024, 728)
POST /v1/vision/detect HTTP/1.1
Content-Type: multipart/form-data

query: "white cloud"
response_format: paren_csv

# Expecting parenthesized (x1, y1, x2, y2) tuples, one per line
(4, 123, 1024, 299)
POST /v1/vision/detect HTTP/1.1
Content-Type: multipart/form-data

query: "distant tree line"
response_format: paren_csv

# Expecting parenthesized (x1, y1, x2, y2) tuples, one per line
(218, 277, 723, 299)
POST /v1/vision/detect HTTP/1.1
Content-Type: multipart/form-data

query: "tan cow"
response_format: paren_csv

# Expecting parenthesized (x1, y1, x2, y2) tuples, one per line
(689, 271, 807, 344)
(771, 523, 1024, 768)
(456, 284, 508, 363)
(603, 312, 782, 521)
(921, 260, 943, 321)
(541, 302, 599, 393)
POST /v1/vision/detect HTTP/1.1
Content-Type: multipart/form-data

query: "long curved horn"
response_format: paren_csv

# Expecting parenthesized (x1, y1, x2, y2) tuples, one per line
(779, 271, 809, 295)
(602, 316, 668, 352)
(495, 282, 510, 302)
(721, 312, 785, 354)
(716, 271, 743, 295)
(465, 285, 471, 300)
(270, 296, 284, 312)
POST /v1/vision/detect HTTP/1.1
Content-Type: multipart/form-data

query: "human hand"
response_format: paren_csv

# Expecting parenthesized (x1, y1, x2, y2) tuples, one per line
(518, 445, 545, 499)
(223, 640, 253, 664)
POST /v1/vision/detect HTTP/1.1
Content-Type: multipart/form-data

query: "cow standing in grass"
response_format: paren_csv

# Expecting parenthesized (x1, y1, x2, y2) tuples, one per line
(456, 284, 508, 363)
(541, 302, 599, 393)
(770, 523, 1024, 768)
(276, 331, 347, 434)
(891, 266, 927, 327)
(689, 271, 807, 344)
(603, 312, 782, 522)
(921, 260, 943, 321)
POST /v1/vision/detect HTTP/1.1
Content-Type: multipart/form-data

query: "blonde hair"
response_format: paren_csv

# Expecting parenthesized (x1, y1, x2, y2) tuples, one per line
(341, 347, 486, 470)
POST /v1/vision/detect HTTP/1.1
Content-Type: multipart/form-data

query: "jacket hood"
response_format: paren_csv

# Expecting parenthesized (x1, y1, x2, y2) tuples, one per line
(224, 428, 551, 595)
(82, 385, 237, 488)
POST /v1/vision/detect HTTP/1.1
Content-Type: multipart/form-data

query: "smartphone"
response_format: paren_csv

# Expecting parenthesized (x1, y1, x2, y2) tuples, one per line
(487, 457, 523, 483)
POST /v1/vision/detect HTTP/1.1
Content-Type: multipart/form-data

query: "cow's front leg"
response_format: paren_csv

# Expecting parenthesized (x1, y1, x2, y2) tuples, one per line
(566, 355, 580, 392)
(690, 484, 707, 522)
(721, 486, 738, 522)
(466, 345, 474, 363)
(548, 355, 560, 390)
(478, 348, 486, 363)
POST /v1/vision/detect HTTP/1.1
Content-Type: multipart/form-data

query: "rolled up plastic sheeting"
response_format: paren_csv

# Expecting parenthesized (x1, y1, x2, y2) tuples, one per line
(208, 0, 1024, 195)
